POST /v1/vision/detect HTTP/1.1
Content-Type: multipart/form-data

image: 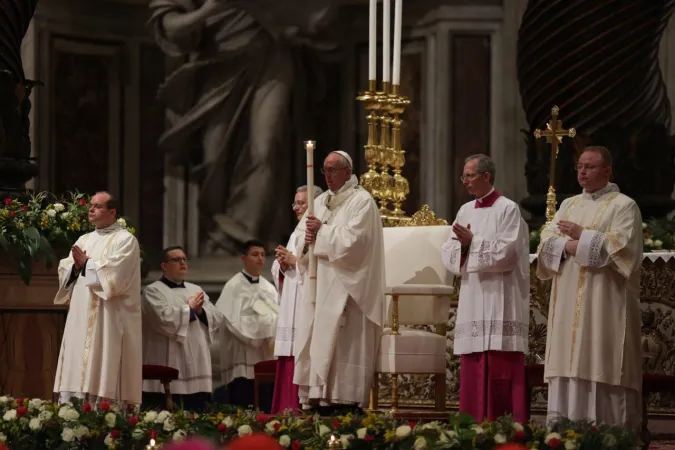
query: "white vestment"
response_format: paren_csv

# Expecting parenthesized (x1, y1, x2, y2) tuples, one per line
(213, 272, 279, 387)
(293, 175, 385, 407)
(537, 183, 643, 429)
(271, 230, 303, 356)
(441, 192, 530, 355)
(53, 223, 142, 405)
(141, 280, 225, 394)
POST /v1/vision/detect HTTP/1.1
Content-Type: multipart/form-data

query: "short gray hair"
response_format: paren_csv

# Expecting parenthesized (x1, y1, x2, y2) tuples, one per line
(296, 185, 324, 199)
(464, 154, 496, 184)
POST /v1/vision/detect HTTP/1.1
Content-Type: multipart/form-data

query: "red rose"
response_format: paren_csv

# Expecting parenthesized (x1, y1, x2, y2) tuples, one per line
(128, 416, 138, 427)
(15, 397, 24, 406)
(3, 198, 11, 205)
(332, 419, 340, 430)
(110, 429, 121, 440)
(8, 211, 15, 217)
(82, 402, 92, 413)
(218, 423, 228, 432)
(16, 406, 27, 417)
(548, 438, 561, 448)
(149, 430, 158, 440)
(78, 198, 87, 206)
(291, 440, 302, 450)
(591, 426, 599, 431)
(273, 422, 281, 431)
(98, 401, 111, 412)
(20, 206, 27, 211)
(364, 435, 375, 442)
(409, 421, 416, 429)
(513, 430, 526, 440)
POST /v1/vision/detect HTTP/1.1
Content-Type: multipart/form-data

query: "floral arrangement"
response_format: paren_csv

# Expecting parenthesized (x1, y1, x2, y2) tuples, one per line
(0, 191, 137, 285)
(0, 396, 639, 450)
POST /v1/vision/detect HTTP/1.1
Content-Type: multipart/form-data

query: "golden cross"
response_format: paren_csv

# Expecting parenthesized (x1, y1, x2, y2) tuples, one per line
(534, 106, 576, 224)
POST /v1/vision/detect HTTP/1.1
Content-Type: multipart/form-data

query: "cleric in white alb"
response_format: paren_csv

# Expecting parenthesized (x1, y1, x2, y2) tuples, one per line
(441, 154, 530, 424)
(293, 150, 385, 414)
(53, 191, 142, 407)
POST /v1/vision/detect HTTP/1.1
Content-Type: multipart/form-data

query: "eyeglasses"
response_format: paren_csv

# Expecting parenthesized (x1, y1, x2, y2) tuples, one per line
(292, 201, 307, 208)
(320, 167, 348, 175)
(166, 257, 189, 263)
(575, 164, 603, 172)
(460, 172, 484, 182)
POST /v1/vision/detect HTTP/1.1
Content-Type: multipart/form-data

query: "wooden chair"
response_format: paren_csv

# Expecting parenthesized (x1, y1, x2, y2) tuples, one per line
(142, 364, 179, 411)
(254, 360, 277, 409)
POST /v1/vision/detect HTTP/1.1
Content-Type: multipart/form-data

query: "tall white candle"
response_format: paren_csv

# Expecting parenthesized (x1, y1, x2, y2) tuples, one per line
(369, 0, 377, 80)
(392, 0, 403, 86)
(382, 0, 391, 83)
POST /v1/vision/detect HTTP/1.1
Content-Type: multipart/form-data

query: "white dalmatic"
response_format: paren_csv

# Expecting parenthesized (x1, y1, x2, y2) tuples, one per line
(213, 272, 279, 387)
(293, 175, 385, 407)
(142, 280, 225, 394)
(271, 230, 303, 357)
(537, 183, 643, 429)
(441, 191, 530, 355)
(53, 223, 142, 405)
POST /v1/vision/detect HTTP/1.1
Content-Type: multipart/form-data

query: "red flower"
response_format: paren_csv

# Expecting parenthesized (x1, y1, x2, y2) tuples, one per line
(3, 198, 11, 205)
(16, 406, 27, 417)
(20, 206, 27, 211)
(496, 445, 527, 450)
(98, 401, 111, 412)
(149, 430, 158, 440)
(256, 413, 271, 423)
(364, 435, 375, 442)
(273, 422, 281, 431)
(591, 426, 599, 431)
(78, 198, 87, 206)
(8, 211, 15, 217)
(409, 421, 416, 428)
(82, 402, 92, 413)
(548, 438, 561, 448)
(291, 440, 302, 450)
(110, 429, 121, 440)
(218, 423, 228, 432)
(332, 418, 340, 430)
(15, 397, 24, 406)
(128, 416, 138, 427)
(513, 430, 526, 440)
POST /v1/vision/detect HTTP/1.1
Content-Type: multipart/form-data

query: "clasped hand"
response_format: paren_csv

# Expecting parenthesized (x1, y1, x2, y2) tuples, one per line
(189, 291, 205, 314)
(452, 223, 473, 247)
(557, 220, 583, 240)
(305, 215, 322, 244)
(275, 245, 297, 270)
(72, 245, 89, 270)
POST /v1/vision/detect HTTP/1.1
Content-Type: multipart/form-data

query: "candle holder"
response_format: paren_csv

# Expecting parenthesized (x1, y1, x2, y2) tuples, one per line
(377, 82, 394, 216)
(327, 434, 341, 449)
(356, 80, 383, 200)
(388, 84, 411, 219)
(146, 438, 159, 449)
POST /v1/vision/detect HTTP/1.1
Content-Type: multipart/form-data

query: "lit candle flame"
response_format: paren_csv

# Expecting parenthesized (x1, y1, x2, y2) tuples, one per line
(304, 140, 315, 151)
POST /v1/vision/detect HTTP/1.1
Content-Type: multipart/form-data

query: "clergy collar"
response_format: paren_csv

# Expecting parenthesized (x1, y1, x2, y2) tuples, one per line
(94, 222, 121, 234)
(583, 182, 619, 201)
(474, 188, 501, 208)
(325, 175, 360, 210)
(160, 276, 185, 289)
(241, 270, 260, 284)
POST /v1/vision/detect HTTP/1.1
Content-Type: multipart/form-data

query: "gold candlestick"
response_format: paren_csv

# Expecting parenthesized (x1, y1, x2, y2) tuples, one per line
(356, 79, 383, 200)
(389, 84, 411, 218)
(377, 83, 394, 216)
(327, 434, 341, 449)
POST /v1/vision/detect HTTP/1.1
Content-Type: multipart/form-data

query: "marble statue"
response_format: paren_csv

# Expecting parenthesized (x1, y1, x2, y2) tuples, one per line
(148, 0, 339, 255)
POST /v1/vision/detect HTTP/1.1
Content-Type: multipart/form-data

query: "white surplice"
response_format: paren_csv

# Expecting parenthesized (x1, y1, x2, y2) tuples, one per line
(141, 279, 224, 394)
(441, 191, 530, 354)
(271, 230, 303, 357)
(53, 223, 142, 405)
(293, 175, 385, 407)
(536, 183, 643, 428)
(213, 272, 279, 387)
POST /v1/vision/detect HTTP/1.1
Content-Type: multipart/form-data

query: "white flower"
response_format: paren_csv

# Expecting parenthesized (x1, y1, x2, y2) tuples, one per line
(265, 420, 281, 433)
(513, 422, 524, 432)
(279, 435, 291, 447)
(645, 238, 654, 246)
(3, 409, 16, 421)
(494, 433, 507, 444)
(395, 425, 412, 439)
(471, 425, 485, 435)
(28, 398, 43, 410)
(421, 422, 440, 430)
(58, 406, 79, 421)
(54, 203, 65, 212)
(545, 432, 562, 445)
(111, 404, 121, 414)
(222, 416, 234, 428)
(173, 430, 187, 441)
(46, 209, 56, 217)
(654, 239, 663, 247)
(0, 433, 6, 442)
(0, 397, 9, 404)
(319, 424, 331, 437)
(60, 212, 70, 220)
(62, 428, 75, 442)
(73, 426, 89, 440)
(356, 428, 368, 439)
(38, 410, 52, 421)
(642, 222, 647, 229)
(29, 418, 42, 430)
(143, 411, 158, 423)
(132, 428, 145, 439)
(238, 425, 253, 437)
(603, 435, 617, 447)
(104, 433, 114, 448)
(565, 440, 577, 450)
(413, 437, 427, 449)
(164, 417, 176, 432)
(117, 218, 127, 228)
(155, 410, 170, 423)
(340, 434, 354, 448)
(105, 412, 117, 428)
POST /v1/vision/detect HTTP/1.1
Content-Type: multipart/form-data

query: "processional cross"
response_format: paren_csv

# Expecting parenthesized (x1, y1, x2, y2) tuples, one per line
(534, 106, 576, 225)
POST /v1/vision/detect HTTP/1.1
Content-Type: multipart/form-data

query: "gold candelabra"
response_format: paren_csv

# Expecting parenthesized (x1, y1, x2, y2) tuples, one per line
(357, 80, 411, 225)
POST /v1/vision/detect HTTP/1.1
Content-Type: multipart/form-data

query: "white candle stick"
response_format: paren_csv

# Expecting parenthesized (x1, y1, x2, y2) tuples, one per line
(392, 0, 403, 86)
(368, 0, 377, 80)
(383, 0, 391, 84)
(304, 141, 317, 305)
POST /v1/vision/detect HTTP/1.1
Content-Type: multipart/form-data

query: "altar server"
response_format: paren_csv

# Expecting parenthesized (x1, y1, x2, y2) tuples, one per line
(441, 154, 530, 423)
(214, 240, 279, 408)
(142, 246, 224, 411)
(270, 184, 323, 413)
(294, 151, 385, 415)
(53, 191, 142, 406)
(537, 146, 643, 429)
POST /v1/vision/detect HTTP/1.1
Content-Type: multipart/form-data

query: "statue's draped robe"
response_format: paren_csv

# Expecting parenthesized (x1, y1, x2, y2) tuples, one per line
(293, 175, 385, 408)
(537, 183, 643, 429)
(271, 229, 303, 412)
(141, 278, 224, 410)
(53, 223, 142, 406)
(441, 189, 530, 423)
(213, 271, 278, 407)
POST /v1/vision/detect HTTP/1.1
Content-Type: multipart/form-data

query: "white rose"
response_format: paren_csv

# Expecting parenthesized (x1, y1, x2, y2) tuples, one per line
(29, 418, 42, 430)
(104, 412, 116, 428)
(73, 426, 89, 440)
(143, 411, 158, 423)
(279, 435, 291, 448)
(111, 404, 121, 414)
(0, 433, 6, 442)
(603, 435, 617, 447)
(654, 239, 663, 247)
(513, 422, 524, 432)
(356, 428, 368, 439)
(266, 420, 281, 433)
(46, 209, 56, 217)
(494, 433, 507, 444)
(642, 222, 647, 229)
(132, 428, 145, 439)
(58, 406, 79, 421)
(28, 398, 43, 410)
(319, 424, 331, 437)
(39, 410, 52, 421)
(421, 422, 440, 430)
(545, 432, 562, 445)
(164, 417, 176, 431)
(0, 397, 8, 404)
(173, 430, 187, 441)
(222, 416, 234, 428)
(413, 437, 427, 449)
(565, 440, 577, 450)
(104, 433, 114, 448)
(645, 238, 654, 246)
(155, 410, 170, 423)
(238, 425, 253, 437)
(62, 428, 75, 442)
(60, 212, 70, 220)
(472, 425, 484, 435)
(3, 410, 16, 421)
(340, 434, 354, 448)
(117, 218, 127, 228)
(54, 203, 65, 212)
(395, 425, 412, 439)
